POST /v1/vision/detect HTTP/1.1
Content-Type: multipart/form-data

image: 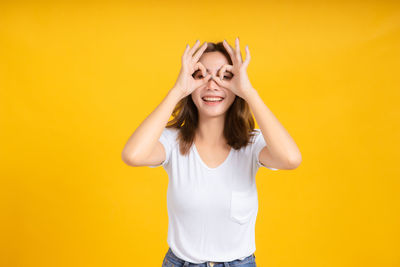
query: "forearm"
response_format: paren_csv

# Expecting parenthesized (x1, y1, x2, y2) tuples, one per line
(243, 88, 302, 165)
(121, 88, 183, 163)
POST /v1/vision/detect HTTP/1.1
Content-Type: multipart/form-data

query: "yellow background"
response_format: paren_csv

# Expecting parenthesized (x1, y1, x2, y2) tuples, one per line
(1, 1, 399, 266)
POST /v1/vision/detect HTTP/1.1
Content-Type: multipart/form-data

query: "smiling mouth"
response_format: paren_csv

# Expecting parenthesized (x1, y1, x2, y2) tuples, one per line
(202, 97, 225, 105)
(202, 97, 224, 102)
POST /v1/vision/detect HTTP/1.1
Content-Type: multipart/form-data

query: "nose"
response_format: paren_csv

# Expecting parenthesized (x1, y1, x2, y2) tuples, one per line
(206, 76, 219, 89)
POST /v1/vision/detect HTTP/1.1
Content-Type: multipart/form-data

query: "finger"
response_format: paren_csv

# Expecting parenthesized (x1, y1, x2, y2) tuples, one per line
(223, 39, 235, 56)
(235, 37, 242, 64)
(192, 62, 201, 78)
(182, 44, 190, 63)
(203, 73, 212, 82)
(219, 64, 234, 79)
(218, 64, 229, 80)
(219, 65, 227, 80)
(222, 39, 237, 64)
(193, 61, 202, 74)
(242, 45, 251, 69)
(196, 61, 207, 77)
(212, 75, 229, 88)
(194, 62, 210, 81)
(188, 40, 201, 57)
(195, 73, 211, 88)
(224, 65, 234, 72)
(192, 42, 208, 62)
(183, 44, 190, 57)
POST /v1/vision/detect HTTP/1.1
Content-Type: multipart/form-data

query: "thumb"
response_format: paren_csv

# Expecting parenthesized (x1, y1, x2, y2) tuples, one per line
(203, 73, 212, 81)
(212, 75, 228, 88)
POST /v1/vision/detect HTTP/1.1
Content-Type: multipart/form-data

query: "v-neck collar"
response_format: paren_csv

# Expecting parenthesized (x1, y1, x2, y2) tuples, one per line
(192, 142, 233, 171)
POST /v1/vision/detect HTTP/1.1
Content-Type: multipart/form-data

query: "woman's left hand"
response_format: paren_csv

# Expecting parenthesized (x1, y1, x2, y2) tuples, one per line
(212, 37, 255, 100)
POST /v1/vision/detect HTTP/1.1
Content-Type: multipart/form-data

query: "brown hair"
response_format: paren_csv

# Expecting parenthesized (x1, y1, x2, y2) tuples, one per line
(166, 41, 258, 155)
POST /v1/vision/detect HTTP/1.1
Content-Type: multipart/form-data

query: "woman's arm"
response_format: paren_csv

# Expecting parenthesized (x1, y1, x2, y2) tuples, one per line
(121, 88, 183, 166)
(122, 40, 210, 166)
(244, 88, 302, 169)
(211, 38, 301, 170)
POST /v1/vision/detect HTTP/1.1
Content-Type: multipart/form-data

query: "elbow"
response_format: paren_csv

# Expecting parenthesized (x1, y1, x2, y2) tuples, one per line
(287, 153, 302, 169)
(121, 150, 138, 166)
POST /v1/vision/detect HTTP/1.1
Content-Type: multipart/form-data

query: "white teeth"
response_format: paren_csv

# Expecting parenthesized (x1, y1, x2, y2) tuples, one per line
(203, 97, 224, 102)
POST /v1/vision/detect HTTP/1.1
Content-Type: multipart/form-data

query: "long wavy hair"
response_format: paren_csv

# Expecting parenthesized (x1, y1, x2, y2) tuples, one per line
(166, 41, 259, 155)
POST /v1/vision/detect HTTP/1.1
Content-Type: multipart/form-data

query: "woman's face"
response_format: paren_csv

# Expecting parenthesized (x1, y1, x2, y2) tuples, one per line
(191, 51, 236, 119)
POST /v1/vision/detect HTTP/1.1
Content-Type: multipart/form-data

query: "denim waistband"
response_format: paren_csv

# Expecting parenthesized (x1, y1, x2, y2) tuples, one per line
(164, 247, 256, 267)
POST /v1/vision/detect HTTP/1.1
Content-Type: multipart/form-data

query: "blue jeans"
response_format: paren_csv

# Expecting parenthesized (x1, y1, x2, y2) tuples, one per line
(162, 247, 257, 267)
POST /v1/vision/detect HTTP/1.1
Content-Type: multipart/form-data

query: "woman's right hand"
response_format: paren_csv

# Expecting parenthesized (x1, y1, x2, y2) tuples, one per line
(172, 40, 212, 99)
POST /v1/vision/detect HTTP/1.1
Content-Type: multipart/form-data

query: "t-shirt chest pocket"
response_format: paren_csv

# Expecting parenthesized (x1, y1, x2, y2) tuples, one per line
(229, 188, 258, 224)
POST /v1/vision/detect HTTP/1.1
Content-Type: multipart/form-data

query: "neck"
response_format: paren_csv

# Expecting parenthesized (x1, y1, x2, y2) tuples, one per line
(196, 115, 226, 146)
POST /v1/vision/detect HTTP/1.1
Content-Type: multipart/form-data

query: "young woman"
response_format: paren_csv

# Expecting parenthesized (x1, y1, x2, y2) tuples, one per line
(122, 38, 302, 267)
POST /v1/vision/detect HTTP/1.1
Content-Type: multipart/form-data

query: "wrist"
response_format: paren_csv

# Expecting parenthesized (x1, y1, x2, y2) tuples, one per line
(242, 87, 258, 102)
(169, 87, 185, 101)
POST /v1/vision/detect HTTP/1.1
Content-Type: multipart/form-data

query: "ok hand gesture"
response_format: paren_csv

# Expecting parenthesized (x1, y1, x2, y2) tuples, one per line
(212, 37, 255, 100)
(172, 40, 212, 99)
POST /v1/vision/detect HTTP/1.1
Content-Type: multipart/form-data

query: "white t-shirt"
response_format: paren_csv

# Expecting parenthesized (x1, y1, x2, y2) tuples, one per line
(149, 127, 278, 263)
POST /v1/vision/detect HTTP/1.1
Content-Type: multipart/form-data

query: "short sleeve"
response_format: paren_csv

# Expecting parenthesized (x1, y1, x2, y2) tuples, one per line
(148, 128, 174, 168)
(252, 129, 279, 170)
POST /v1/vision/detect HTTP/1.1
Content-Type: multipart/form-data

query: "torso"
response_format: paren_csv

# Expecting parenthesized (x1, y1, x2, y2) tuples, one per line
(157, 127, 263, 263)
